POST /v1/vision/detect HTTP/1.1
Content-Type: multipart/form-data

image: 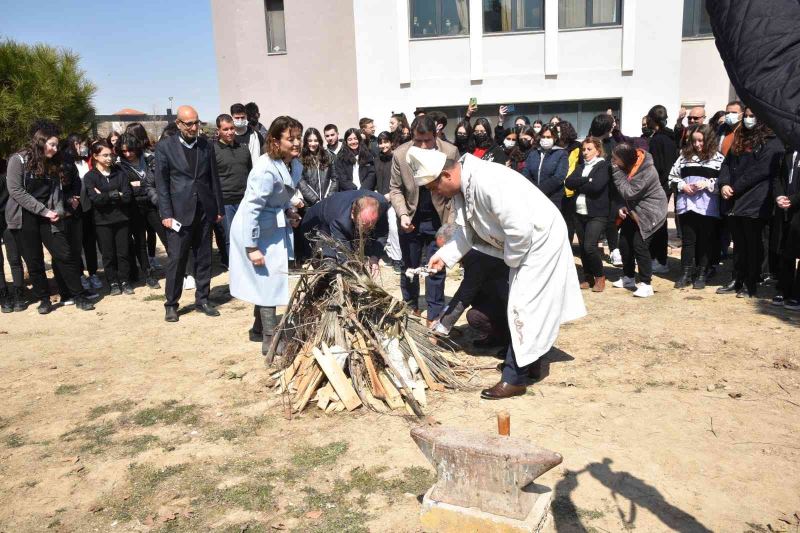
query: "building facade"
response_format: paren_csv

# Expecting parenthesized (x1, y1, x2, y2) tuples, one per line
(211, 0, 732, 138)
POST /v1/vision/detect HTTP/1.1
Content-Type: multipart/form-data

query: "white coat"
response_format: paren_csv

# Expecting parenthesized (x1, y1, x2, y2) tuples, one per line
(436, 154, 586, 366)
(229, 155, 302, 307)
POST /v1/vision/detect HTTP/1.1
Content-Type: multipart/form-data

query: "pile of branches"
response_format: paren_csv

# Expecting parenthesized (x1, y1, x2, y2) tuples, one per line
(265, 234, 475, 417)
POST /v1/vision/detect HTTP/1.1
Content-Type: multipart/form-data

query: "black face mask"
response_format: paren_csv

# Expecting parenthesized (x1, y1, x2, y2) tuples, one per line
(473, 132, 489, 145)
(455, 134, 469, 146)
(518, 138, 532, 151)
(641, 127, 654, 137)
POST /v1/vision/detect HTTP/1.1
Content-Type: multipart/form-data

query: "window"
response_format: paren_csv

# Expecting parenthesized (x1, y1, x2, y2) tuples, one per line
(682, 0, 712, 38)
(483, 0, 544, 33)
(558, 0, 621, 29)
(265, 0, 286, 53)
(410, 0, 469, 38)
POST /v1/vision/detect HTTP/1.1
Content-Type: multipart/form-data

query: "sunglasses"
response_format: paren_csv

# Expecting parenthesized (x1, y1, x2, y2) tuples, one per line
(687, 116, 706, 122)
(178, 120, 201, 128)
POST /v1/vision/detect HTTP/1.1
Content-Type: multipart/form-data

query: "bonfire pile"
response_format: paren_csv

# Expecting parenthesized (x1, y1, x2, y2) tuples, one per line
(265, 235, 475, 417)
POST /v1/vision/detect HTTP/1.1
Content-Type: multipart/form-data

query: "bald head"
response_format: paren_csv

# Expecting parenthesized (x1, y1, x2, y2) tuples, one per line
(687, 106, 706, 125)
(351, 196, 380, 234)
(177, 105, 198, 121)
(175, 105, 200, 142)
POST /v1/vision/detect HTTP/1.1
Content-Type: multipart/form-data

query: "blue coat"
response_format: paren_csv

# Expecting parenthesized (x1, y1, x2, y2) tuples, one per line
(522, 146, 568, 207)
(300, 189, 389, 260)
(229, 155, 302, 307)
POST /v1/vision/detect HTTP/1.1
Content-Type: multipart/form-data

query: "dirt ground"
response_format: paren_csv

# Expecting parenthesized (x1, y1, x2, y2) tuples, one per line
(1, 237, 799, 533)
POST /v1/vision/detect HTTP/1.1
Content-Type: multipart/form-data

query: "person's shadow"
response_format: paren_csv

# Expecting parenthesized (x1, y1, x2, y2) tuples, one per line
(553, 458, 712, 533)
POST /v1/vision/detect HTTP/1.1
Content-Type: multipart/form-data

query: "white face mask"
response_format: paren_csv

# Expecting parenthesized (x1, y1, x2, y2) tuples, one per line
(233, 119, 248, 129)
(725, 112, 741, 127)
(743, 117, 757, 129)
(533, 126, 542, 134)
(540, 138, 554, 150)
(503, 139, 516, 149)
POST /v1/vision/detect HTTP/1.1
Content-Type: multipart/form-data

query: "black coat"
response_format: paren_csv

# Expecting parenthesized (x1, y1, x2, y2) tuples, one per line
(118, 159, 154, 208)
(438, 249, 509, 331)
(564, 159, 611, 218)
(300, 189, 389, 260)
(475, 144, 508, 166)
(375, 153, 393, 195)
(648, 130, 678, 189)
(298, 160, 337, 205)
(707, 0, 800, 148)
(719, 136, 785, 219)
(154, 135, 223, 226)
(334, 151, 377, 192)
(83, 168, 133, 226)
(774, 151, 800, 258)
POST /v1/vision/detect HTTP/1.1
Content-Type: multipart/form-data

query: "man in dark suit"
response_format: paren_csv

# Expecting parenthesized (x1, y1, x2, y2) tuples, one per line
(155, 105, 224, 322)
(300, 189, 389, 276)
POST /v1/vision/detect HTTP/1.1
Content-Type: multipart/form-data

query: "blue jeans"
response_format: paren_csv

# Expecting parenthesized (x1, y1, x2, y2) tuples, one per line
(399, 229, 445, 320)
(222, 204, 239, 260)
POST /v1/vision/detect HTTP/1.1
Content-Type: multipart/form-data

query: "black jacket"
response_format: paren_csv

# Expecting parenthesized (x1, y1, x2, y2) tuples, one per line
(300, 189, 389, 260)
(375, 153, 393, 195)
(334, 150, 377, 192)
(475, 144, 508, 166)
(707, 0, 800, 148)
(298, 159, 337, 205)
(118, 158, 154, 208)
(83, 168, 133, 225)
(154, 135, 223, 226)
(719, 136, 785, 219)
(648, 130, 678, 189)
(564, 159, 611, 218)
(774, 151, 800, 258)
(60, 158, 82, 218)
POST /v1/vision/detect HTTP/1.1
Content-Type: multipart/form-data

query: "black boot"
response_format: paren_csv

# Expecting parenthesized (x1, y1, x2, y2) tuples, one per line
(260, 306, 277, 355)
(693, 268, 706, 290)
(674, 267, 693, 289)
(0, 287, 11, 313)
(12, 288, 27, 312)
(37, 299, 52, 315)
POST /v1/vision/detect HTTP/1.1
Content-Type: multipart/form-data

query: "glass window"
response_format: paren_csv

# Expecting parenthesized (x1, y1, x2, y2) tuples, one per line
(559, 0, 621, 29)
(265, 0, 286, 53)
(682, 0, 712, 38)
(410, 0, 469, 38)
(483, 0, 544, 33)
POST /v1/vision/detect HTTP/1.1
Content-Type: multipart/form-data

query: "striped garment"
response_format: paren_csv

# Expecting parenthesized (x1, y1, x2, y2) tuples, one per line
(668, 152, 725, 217)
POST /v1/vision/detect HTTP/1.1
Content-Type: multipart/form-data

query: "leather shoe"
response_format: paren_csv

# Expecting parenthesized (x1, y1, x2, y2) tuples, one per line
(196, 303, 220, 317)
(716, 280, 741, 294)
(480, 381, 527, 400)
(165, 306, 179, 322)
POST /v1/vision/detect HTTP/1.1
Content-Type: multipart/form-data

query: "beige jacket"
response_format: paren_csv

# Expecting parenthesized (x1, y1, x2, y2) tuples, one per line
(389, 138, 459, 224)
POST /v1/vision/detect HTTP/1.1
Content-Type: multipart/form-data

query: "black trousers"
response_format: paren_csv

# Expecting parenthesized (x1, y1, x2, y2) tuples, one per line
(575, 215, 607, 279)
(129, 205, 154, 280)
(212, 218, 228, 267)
(0, 224, 25, 290)
(81, 209, 98, 276)
(778, 254, 800, 299)
(399, 229, 445, 320)
(729, 216, 766, 294)
(679, 211, 715, 271)
(164, 204, 213, 308)
(619, 218, 654, 284)
(19, 210, 85, 301)
(95, 221, 131, 285)
(649, 221, 669, 265)
(605, 218, 619, 251)
(708, 217, 723, 266)
(466, 307, 510, 343)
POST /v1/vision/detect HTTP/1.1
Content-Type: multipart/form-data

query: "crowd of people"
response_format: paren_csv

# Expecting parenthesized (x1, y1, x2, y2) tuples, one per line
(1, 99, 798, 323)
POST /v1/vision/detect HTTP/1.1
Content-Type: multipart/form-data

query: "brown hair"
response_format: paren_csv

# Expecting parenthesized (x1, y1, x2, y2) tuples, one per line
(23, 122, 66, 185)
(731, 109, 772, 156)
(264, 116, 303, 159)
(612, 143, 638, 173)
(582, 136, 604, 158)
(682, 124, 719, 161)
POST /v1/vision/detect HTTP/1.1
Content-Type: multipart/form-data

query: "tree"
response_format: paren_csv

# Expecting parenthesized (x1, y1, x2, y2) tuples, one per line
(0, 39, 96, 157)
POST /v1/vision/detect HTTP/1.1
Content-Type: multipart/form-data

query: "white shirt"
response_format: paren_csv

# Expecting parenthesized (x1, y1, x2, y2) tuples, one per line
(352, 162, 361, 188)
(575, 157, 604, 216)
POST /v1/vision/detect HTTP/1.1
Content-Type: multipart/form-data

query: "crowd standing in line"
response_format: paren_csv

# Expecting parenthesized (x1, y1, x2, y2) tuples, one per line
(1, 97, 799, 395)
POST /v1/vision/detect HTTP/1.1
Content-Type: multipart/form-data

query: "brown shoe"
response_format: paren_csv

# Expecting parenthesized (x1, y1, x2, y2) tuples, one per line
(480, 381, 527, 400)
(579, 281, 590, 290)
(592, 276, 606, 292)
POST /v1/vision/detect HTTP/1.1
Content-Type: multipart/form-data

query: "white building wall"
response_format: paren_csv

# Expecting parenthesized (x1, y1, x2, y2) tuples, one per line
(680, 37, 732, 114)
(353, 0, 685, 137)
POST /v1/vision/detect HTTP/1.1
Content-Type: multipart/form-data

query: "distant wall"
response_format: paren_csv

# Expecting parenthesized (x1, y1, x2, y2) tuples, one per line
(92, 115, 174, 142)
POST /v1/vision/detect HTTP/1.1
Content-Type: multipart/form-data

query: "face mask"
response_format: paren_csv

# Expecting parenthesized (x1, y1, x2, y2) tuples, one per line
(540, 138, 554, 150)
(725, 113, 740, 126)
(79, 146, 89, 158)
(455, 134, 468, 145)
(473, 132, 488, 144)
(743, 117, 757, 129)
(518, 138, 532, 150)
(503, 139, 516, 149)
(533, 126, 542, 134)
(641, 127, 654, 137)
(233, 119, 248, 129)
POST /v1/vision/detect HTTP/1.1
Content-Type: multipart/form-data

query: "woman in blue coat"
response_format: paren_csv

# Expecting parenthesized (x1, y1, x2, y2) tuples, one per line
(522, 124, 568, 210)
(229, 116, 303, 359)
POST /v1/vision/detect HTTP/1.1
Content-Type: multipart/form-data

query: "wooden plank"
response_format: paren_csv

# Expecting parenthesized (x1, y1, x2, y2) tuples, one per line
(314, 344, 362, 411)
(353, 333, 387, 399)
(316, 384, 334, 410)
(325, 400, 340, 414)
(293, 365, 324, 413)
(406, 335, 445, 392)
(412, 382, 427, 407)
(378, 371, 405, 410)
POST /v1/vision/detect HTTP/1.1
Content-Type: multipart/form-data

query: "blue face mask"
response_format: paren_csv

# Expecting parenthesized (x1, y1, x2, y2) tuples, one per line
(725, 112, 740, 127)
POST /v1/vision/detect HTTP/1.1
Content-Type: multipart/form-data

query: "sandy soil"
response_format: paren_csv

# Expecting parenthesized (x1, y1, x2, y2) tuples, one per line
(1, 242, 799, 533)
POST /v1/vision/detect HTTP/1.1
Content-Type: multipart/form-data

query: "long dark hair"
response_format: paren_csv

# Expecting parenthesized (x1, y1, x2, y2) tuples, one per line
(454, 120, 474, 154)
(509, 125, 535, 164)
(472, 117, 494, 148)
(682, 124, 719, 161)
(23, 120, 66, 184)
(589, 114, 614, 138)
(339, 127, 371, 165)
(731, 109, 772, 156)
(556, 120, 578, 149)
(301, 127, 332, 169)
(124, 122, 152, 151)
(89, 139, 116, 171)
(117, 133, 144, 161)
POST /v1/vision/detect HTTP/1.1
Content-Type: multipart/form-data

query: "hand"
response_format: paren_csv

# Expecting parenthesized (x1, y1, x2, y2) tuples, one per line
(498, 105, 508, 119)
(162, 218, 173, 229)
(678, 107, 687, 120)
(618, 208, 628, 220)
(384, 193, 391, 201)
(400, 215, 415, 233)
(721, 185, 734, 200)
(682, 183, 697, 195)
(466, 102, 478, 117)
(45, 210, 59, 223)
(69, 197, 80, 210)
(777, 195, 792, 209)
(367, 256, 380, 279)
(247, 248, 265, 267)
(285, 208, 301, 228)
(216, 214, 224, 223)
(427, 255, 446, 273)
(130, 180, 141, 188)
(291, 197, 305, 209)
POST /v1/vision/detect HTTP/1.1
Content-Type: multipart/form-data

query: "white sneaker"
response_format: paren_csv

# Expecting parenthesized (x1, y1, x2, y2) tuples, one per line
(89, 274, 103, 289)
(183, 275, 196, 291)
(651, 260, 670, 274)
(80, 275, 90, 290)
(612, 276, 636, 289)
(633, 283, 654, 298)
(611, 248, 623, 267)
(149, 256, 162, 269)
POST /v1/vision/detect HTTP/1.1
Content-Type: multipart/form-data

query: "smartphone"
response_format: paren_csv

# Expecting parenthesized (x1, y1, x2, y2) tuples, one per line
(469, 97, 477, 107)
(506, 104, 516, 113)
(171, 219, 182, 232)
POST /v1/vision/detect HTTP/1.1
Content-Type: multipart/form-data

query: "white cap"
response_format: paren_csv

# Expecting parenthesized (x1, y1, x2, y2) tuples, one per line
(406, 146, 447, 187)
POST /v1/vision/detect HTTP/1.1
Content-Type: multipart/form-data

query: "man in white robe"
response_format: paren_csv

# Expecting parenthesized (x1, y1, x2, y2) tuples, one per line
(407, 147, 587, 399)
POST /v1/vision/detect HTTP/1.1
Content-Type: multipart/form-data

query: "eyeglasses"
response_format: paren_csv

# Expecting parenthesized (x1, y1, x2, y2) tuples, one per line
(178, 120, 201, 128)
(688, 116, 706, 122)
